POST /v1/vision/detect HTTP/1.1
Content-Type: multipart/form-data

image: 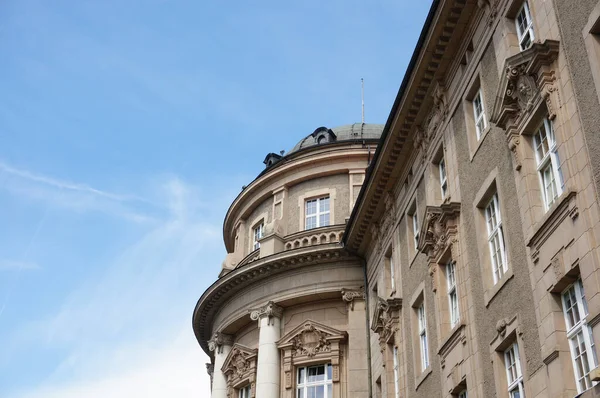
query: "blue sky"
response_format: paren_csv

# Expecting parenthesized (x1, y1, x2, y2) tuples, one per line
(0, 1, 430, 396)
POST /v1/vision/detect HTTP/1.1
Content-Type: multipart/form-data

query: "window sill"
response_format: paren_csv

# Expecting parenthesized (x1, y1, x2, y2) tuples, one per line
(469, 125, 492, 162)
(409, 250, 419, 268)
(438, 323, 466, 359)
(526, 189, 577, 254)
(415, 366, 432, 390)
(484, 268, 514, 307)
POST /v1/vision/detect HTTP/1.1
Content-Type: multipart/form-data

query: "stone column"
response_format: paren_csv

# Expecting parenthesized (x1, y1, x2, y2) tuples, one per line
(208, 332, 233, 398)
(342, 288, 369, 397)
(250, 301, 283, 398)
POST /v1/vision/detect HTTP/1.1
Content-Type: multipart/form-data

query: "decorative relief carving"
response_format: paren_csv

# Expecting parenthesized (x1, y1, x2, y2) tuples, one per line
(496, 318, 509, 338)
(250, 301, 283, 326)
(371, 297, 402, 352)
(417, 202, 461, 263)
(341, 287, 366, 310)
(221, 344, 257, 398)
(206, 363, 214, 390)
(490, 40, 560, 171)
(277, 320, 346, 390)
(208, 332, 234, 354)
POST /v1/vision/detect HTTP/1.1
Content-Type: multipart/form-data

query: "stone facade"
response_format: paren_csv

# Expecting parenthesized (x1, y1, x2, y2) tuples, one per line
(193, 1, 600, 397)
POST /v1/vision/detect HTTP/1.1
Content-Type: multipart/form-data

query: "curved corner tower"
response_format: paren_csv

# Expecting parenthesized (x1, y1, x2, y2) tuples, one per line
(193, 123, 383, 398)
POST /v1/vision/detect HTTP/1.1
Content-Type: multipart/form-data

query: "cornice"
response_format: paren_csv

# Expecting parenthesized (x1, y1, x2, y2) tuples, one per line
(192, 244, 354, 356)
(344, 0, 474, 254)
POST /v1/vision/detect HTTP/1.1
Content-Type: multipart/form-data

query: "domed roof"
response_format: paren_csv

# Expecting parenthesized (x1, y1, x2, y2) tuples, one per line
(288, 123, 384, 155)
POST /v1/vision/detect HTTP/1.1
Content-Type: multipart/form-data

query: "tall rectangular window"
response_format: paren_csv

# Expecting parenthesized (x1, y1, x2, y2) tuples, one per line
(305, 196, 330, 230)
(253, 222, 264, 251)
(534, 118, 563, 210)
(418, 303, 429, 371)
(439, 156, 448, 200)
(238, 385, 251, 398)
(516, 2, 535, 51)
(411, 203, 420, 250)
(473, 89, 487, 140)
(297, 364, 333, 398)
(562, 279, 597, 393)
(485, 194, 507, 284)
(447, 261, 459, 328)
(393, 346, 400, 398)
(504, 343, 525, 398)
(389, 255, 396, 293)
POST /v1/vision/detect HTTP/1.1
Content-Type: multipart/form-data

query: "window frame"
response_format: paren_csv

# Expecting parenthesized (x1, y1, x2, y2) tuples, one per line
(472, 89, 487, 140)
(418, 303, 429, 371)
(305, 196, 331, 230)
(533, 118, 563, 211)
(238, 384, 252, 398)
(296, 363, 333, 398)
(504, 343, 525, 398)
(515, 1, 535, 51)
(389, 254, 396, 293)
(485, 193, 508, 285)
(412, 203, 420, 251)
(393, 346, 400, 398)
(252, 222, 264, 251)
(446, 260, 460, 328)
(562, 279, 598, 393)
(439, 156, 448, 200)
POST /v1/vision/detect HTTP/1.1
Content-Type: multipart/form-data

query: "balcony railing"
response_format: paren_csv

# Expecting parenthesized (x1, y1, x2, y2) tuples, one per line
(283, 224, 344, 251)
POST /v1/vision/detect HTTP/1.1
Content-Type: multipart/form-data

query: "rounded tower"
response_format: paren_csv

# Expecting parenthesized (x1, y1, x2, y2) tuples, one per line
(193, 123, 383, 398)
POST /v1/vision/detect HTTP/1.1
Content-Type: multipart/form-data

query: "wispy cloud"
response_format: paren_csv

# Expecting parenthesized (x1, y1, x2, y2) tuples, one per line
(0, 161, 158, 222)
(0, 260, 40, 271)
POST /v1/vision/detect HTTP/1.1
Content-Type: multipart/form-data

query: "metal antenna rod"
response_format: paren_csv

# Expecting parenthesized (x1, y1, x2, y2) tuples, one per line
(361, 78, 365, 124)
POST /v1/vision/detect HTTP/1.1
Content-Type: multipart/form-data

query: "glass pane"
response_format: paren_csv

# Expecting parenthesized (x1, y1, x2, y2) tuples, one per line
(327, 384, 332, 398)
(298, 367, 305, 384)
(320, 197, 330, 211)
(298, 388, 304, 398)
(315, 385, 324, 398)
(306, 200, 317, 215)
(306, 215, 317, 230)
(326, 364, 332, 380)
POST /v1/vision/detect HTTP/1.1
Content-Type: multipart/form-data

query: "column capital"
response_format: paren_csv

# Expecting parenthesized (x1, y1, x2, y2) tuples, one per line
(250, 301, 283, 323)
(208, 332, 233, 354)
(341, 287, 366, 310)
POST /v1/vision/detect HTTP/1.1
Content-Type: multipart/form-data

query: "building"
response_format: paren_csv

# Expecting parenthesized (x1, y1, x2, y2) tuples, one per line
(193, 0, 600, 397)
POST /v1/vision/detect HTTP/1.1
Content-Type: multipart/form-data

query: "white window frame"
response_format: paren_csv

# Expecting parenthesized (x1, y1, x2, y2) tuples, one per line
(485, 193, 508, 285)
(252, 222, 264, 251)
(238, 384, 252, 398)
(412, 203, 420, 251)
(562, 279, 598, 393)
(305, 196, 330, 230)
(534, 118, 563, 211)
(473, 89, 487, 140)
(439, 156, 448, 200)
(393, 346, 400, 398)
(516, 2, 535, 51)
(504, 343, 525, 398)
(418, 303, 429, 371)
(296, 364, 333, 398)
(447, 260, 459, 328)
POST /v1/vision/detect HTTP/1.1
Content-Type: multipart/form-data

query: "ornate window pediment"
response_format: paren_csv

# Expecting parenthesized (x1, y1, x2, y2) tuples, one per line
(490, 40, 560, 169)
(371, 297, 402, 352)
(221, 344, 257, 397)
(277, 320, 346, 392)
(417, 202, 461, 263)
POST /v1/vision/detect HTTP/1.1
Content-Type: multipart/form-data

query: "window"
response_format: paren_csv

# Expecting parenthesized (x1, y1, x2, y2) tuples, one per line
(485, 194, 507, 284)
(504, 343, 525, 398)
(411, 203, 420, 250)
(297, 364, 333, 398)
(389, 255, 396, 293)
(393, 346, 400, 398)
(252, 222, 264, 251)
(447, 261, 459, 328)
(418, 303, 429, 371)
(458, 391, 468, 398)
(238, 385, 251, 398)
(473, 89, 487, 139)
(439, 156, 448, 200)
(533, 118, 563, 210)
(305, 196, 330, 230)
(516, 2, 535, 51)
(562, 279, 598, 393)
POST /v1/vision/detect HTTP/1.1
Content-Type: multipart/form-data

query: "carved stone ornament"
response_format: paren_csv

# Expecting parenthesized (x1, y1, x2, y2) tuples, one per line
(208, 332, 234, 354)
(490, 40, 560, 170)
(221, 344, 257, 398)
(496, 318, 508, 337)
(371, 297, 402, 352)
(250, 301, 283, 326)
(277, 320, 346, 391)
(417, 202, 461, 263)
(341, 287, 366, 310)
(206, 363, 214, 390)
